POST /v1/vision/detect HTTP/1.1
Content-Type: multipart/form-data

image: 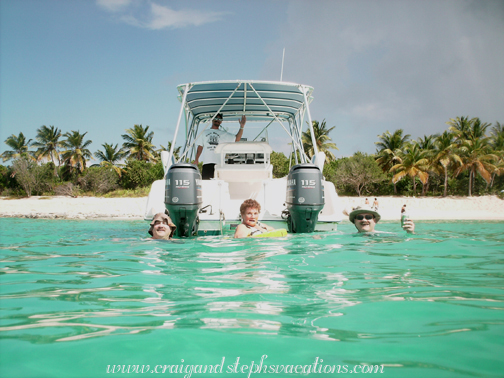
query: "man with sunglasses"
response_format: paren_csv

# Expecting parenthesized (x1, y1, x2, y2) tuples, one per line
(349, 206, 415, 233)
(194, 113, 247, 179)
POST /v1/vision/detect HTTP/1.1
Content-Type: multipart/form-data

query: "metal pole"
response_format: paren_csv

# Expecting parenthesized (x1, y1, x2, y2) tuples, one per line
(302, 85, 319, 160)
(169, 83, 190, 169)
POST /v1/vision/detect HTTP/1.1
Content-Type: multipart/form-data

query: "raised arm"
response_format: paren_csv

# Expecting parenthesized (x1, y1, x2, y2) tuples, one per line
(402, 219, 415, 234)
(235, 116, 246, 141)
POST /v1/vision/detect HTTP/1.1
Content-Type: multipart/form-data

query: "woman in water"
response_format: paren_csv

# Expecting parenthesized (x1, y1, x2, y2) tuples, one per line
(234, 199, 275, 238)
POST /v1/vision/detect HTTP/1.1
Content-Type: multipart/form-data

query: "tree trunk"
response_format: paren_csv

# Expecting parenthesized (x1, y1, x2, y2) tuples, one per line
(413, 177, 417, 195)
(51, 155, 59, 178)
(393, 182, 397, 194)
(468, 170, 473, 196)
(443, 168, 448, 197)
(422, 180, 428, 196)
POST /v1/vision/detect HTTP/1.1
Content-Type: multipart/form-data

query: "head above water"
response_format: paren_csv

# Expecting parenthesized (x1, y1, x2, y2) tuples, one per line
(240, 199, 261, 215)
(148, 213, 177, 239)
(349, 206, 381, 233)
(239, 199, 262, 228)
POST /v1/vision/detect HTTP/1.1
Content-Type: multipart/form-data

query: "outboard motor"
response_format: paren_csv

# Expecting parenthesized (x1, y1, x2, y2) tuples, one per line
(285, 163, 324, 233)
(165, 163, 202, 237)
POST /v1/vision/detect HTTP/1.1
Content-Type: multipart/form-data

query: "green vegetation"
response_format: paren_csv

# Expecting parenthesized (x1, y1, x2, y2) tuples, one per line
(302, 119, 338, 162)
(95, 143, 127, 177)
(121, 124, 156, 162)
(1, 116, 503, 198)
(61, 130, 93, 173)
(330, 152, 387, 196)
(0, 132, 34, 162)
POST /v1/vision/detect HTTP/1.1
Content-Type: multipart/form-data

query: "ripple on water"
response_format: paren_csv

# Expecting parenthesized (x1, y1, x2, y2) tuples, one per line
(0, 219, 503, 377)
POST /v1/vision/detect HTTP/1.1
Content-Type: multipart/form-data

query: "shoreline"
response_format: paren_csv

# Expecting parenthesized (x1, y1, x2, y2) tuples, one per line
(0, 196, 148, 220)
(1, 195, 503, 221)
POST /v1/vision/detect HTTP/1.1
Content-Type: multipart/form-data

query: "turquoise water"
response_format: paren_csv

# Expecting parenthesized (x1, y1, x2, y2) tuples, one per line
(0, 218, 503, 378)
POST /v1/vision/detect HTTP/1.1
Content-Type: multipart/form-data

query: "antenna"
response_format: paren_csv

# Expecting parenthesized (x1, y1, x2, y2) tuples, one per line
(280, 48, 285, 81)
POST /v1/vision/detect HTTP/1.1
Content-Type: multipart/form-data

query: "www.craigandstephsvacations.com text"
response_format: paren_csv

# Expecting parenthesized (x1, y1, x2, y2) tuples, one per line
(106, 356, 385, 376)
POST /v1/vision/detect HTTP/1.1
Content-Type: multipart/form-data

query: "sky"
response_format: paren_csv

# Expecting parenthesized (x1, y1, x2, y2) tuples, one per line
(1, 0, 503, 161)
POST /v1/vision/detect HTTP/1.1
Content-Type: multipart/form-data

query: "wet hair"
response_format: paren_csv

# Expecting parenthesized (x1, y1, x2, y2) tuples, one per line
(240, 199, 261, 215)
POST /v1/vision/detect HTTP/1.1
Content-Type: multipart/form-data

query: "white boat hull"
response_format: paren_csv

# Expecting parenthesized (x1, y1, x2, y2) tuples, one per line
(144, 176, 343, 236)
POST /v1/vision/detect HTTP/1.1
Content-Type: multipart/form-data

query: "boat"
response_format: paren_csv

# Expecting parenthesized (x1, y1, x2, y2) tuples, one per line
(144, 80, 343, 236)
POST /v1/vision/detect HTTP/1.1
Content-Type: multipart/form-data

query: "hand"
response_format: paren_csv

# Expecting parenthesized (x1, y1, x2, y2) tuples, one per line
(239, 115, 246, 128)
(402, 219, 415, 234)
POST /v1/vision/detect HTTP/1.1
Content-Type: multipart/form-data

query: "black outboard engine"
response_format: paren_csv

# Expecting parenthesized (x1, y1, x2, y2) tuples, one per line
(285, 163, 324, 233)
(165, 163, 202, 237)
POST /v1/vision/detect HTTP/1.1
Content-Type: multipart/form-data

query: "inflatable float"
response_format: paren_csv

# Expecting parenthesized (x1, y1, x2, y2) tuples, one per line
(250, 229, 288, 238)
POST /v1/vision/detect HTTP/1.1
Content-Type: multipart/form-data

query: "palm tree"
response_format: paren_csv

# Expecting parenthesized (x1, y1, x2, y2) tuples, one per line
(416, 135, 439, 195)
(1, 132, 34, 162)
(302, 120, 338, 162)
(122, 124, 156, 162)
(447, 116, 475, 140)
(417, 134, 438, 151)
(490, 122, 504, 151)
(375, 129, 410, 194)
(489, 122, 504, 187)
(61, 131, 93, 173)
(470, 118, 492, 141)
(390, 143, 430, 195)
(95, 143, 127, 177)
(455, 138, 497, 196)
(156, 142, 181, 161)
(31, 125, 62, 175)
(432, 131, 462, 197)
(447, 116, 491, 143)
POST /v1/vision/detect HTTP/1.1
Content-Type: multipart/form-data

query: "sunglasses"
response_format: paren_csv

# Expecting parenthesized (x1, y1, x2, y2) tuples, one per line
(152, 219, 170, 226)
(355, 214, 374, 221)
(213, 118, 222, 122)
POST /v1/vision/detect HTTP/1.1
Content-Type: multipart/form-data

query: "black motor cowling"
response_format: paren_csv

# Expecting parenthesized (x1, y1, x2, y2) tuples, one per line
(285, 164, 324, 233)
(165, 163, 202, 237)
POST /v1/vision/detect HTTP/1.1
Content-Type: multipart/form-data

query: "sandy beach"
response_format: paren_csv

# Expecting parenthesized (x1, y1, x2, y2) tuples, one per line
(340, 195, 504, 221)
(1, 195, 503, 221)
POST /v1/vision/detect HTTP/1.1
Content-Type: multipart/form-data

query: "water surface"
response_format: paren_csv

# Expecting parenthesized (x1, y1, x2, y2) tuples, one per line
(1, 219, 503, 377)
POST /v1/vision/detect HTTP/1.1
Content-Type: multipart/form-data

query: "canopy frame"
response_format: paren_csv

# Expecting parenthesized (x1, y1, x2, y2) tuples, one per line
(167, 80, 320, 168)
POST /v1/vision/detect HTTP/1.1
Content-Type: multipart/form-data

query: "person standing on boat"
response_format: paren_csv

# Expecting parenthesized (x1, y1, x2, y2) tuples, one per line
(234, 199, 275, 238)
(194, 113, 247, 179)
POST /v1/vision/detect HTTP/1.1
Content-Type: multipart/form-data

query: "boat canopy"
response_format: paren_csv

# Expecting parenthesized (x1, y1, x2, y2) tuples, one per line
(168, 80, 320, 167)
(177, 80, 313, 122)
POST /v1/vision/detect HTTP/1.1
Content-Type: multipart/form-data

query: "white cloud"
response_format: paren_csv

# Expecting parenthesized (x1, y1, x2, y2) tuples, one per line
(96, 0, 132, 12)
(147, 3, 226, 29)
(98, 1, 227, 29)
